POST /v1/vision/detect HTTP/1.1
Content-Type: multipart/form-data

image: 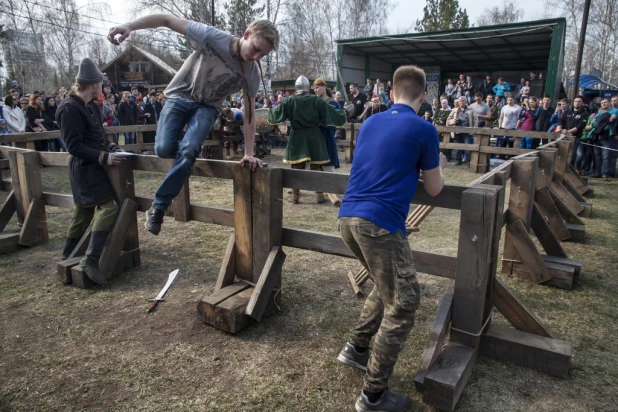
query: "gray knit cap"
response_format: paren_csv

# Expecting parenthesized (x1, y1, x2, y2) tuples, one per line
(76, 58, 104, 84)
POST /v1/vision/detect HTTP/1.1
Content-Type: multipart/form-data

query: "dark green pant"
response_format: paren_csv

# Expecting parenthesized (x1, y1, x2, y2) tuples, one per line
(66, 200, 119, 239)
(339, 217, 421, 393)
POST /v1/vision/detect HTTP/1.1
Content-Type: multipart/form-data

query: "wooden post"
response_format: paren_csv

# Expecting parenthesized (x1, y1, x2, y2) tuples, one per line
(551, 141, 571, 182)
(16, 150, 48, 244)
(6, 149, 25, 223)
(501, 158, 538, 275)
(344, 123, 356, 164)
(174, 178, 192, 222)
(233, 164, 253, 281)
(470, 133, 490, 174)
(450, 186, 500, 348)
(536, 150, 556, 189)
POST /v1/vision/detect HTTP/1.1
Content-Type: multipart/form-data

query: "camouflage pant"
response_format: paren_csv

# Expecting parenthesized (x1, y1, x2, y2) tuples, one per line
(66, 200, 119, 239)
(339, 217, 421, 393)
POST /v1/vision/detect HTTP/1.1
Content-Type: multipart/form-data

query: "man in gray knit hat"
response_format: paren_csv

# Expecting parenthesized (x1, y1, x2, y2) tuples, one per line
(56, 57, 126, 286)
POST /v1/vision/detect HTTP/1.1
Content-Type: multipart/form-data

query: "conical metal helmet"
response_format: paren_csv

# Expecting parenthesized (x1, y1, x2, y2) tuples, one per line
(295, 75, 310, 95)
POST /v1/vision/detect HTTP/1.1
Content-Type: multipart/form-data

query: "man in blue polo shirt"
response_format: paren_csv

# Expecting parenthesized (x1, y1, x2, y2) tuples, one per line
(336, 65, 447, 412)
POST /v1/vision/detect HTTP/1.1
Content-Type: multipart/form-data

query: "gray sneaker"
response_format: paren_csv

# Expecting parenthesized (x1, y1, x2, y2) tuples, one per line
(355, 389, 410, 412)
(337, 342, 369, 371)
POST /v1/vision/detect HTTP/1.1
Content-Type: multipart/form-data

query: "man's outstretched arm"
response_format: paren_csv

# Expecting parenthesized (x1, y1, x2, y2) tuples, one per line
(108, 15, 189, 45)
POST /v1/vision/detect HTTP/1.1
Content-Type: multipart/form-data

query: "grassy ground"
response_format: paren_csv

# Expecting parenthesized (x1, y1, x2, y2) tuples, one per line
(1, 148, 617, 411)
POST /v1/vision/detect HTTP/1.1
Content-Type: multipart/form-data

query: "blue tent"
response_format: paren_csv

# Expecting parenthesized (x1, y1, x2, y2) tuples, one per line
(569, 75, 618, 89)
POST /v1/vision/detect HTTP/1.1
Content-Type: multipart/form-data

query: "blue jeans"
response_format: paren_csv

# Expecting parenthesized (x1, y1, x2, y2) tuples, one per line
(123, 132, 135, 145)
(593, 139, 612, 176)
(520, 137, 536, 149)
(152, 98, 219, 211)
(454, 134, 473, 163)
(575, 140, 594, 172)
(570, 137, 581, 166)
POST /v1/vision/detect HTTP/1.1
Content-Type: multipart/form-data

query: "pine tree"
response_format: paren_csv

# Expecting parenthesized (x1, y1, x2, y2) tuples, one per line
(415, 0, 470, 32)
(225, 0, 266, 36)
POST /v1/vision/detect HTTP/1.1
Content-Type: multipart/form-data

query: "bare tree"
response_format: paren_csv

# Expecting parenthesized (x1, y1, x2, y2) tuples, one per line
(476, 2, 524, 26)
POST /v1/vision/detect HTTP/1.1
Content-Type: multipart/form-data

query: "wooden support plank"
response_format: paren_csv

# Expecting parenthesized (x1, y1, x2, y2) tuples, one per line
(38, 151, 70, 167)
(57, 256, 81, 284)
(565, 165, 589, 195)
(561, 179, 592, 217)
(6, 150, 24, 222)
(233, 165, 253, 281)
(68, 224, 93, 259)
(565, 223, 585, 242)
(534, 187, 571, 242)
(551, 180, 584, 215)
(512, 260, 576, 290)
(190, 205, 234, 227)
(282, 228, 458, 279)
(506, 219, 552, 283)
(18, 197, 44, 247)
(493, 278, 553, 338)
(214, 232, 236, 292)
(414, 281, 455, 392)
(71, 250, 137, 289)
(536, 150, 556, 189)
(105, 160, 139, 258)
(480, 325, 572, 378)
(99, 198, 138, 280)
(347, 271, 363, 297)
(423, 343, 477, 412)
(0, 190, 16, 231)
(470, 134, 490, 173)
(502, 159, 539, 275)
(16, 151, 47, 242)
(344, 124, 355, 164)
(197, 282, 254, 333)
(551, 191, 585, 225)
(451, 186, 499, 348)
(245, 246, 286, 321)
(173, 178, 192, 222)
(0, 231, 21, 255)
(530, 205, 568, 257)
(43, 192, 74, 209)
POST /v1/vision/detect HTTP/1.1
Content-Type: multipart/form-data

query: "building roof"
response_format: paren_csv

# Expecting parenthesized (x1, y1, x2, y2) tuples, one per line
(100, 45, 178, 76)
(569, 75, 618, 90)
(336, 19, 566, 72)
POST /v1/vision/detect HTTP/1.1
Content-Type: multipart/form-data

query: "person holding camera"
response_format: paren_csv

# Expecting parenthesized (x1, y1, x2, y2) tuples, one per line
(446, 96, 474, 165)
(518, 96, 540, 149)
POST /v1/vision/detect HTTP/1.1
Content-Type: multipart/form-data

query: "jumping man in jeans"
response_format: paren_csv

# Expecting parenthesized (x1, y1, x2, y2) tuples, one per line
(108, 15, 279, 234)
(337, 65, 447, 412)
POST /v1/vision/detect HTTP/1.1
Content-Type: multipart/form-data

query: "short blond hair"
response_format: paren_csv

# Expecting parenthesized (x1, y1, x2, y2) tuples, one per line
(247, 20, 280, 51)
(392, 65, 425, 102)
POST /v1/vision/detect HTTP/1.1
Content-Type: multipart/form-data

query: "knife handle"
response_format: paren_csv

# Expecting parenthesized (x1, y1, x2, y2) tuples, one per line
(146, 300, 159, 313)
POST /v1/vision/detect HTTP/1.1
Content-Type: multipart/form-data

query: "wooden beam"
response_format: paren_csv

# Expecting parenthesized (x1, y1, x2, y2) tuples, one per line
(68, 223, 92, 259)
(245, 246, 286, 321)
(564, 166, 589, 195)
(17, 197, 45, 247)
(506, 219, 552, 284)
(536, 150, 556, 189)
(38, 152, 69, 167)
(551, 180, 584, 215)
(99, 198, 138, 280)
(534, 187, 571, 242)
(451, 187, 499, 348)
(281, 228, 458, 279)
(57, 256, 81, 284)
(16, 151, 47, 243)
(530, 205, 568, 258)
(561, 179, 592, 217)
(493, 278, 553, 338)
(71, 250, 137, 289)
(0, 191, 16, 231)
(197, 281, 254, 333)
(551, 141, 571, 182)
(551, 190, 585, 225)
(511, 259, 576, 290)
(214, 232, 236, 292)
(43, 192, 74, 209)
(423, 343, 477, 412)
(414, 281, 455, 392)
(0, 230, 21, 255)
(480, 325, 572, 378)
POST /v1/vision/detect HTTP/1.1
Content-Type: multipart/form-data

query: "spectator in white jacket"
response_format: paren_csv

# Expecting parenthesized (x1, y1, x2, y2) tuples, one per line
(3, 95, 26, 133)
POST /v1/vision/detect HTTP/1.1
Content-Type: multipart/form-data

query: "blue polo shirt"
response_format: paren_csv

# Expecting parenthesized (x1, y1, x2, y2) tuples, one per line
(338, 103, 440, 234)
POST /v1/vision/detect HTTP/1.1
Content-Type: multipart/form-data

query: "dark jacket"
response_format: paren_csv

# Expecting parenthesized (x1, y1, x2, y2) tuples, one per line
(536, 106, 554, 133)
(143, 102, 157, 125)
(56, 93, 120, 207)
(117, 100, 136, 126)
(589, 111, 616, 141)
(154, 101, 163, 120)
(561, 107, 590, 138)
(480, 80, 494, 97)
(417, 101, 433, 119)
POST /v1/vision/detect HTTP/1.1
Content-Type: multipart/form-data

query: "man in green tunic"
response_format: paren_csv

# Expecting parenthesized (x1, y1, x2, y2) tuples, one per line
(268, 75, 346, 203)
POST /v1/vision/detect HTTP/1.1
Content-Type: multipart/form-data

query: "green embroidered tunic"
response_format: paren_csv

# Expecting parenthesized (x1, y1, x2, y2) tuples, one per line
(268, 94, 346, 164)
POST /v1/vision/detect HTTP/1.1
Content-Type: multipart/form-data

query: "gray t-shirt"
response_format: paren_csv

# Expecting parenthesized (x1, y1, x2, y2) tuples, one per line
(469, 102, 490, 126)
(500, 104, 522, 129)
(165, 22, 261, 109)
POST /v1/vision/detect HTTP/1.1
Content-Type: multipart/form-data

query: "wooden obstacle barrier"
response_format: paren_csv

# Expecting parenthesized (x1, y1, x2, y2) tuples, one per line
(0, 146, 577, 411)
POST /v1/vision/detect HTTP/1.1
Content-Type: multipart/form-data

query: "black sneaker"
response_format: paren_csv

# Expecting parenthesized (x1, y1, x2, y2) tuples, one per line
(337, 342, 369, 371)
(355, 388, 410, 412)
(145, 208, 165, 235)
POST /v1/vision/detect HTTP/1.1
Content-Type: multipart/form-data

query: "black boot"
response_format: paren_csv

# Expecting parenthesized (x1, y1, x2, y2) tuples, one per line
(61, 238, 79, 260)
(80, 231, 110, 286)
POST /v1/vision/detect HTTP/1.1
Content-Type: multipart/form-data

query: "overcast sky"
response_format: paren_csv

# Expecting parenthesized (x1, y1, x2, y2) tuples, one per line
(78, 0, 551, 36)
